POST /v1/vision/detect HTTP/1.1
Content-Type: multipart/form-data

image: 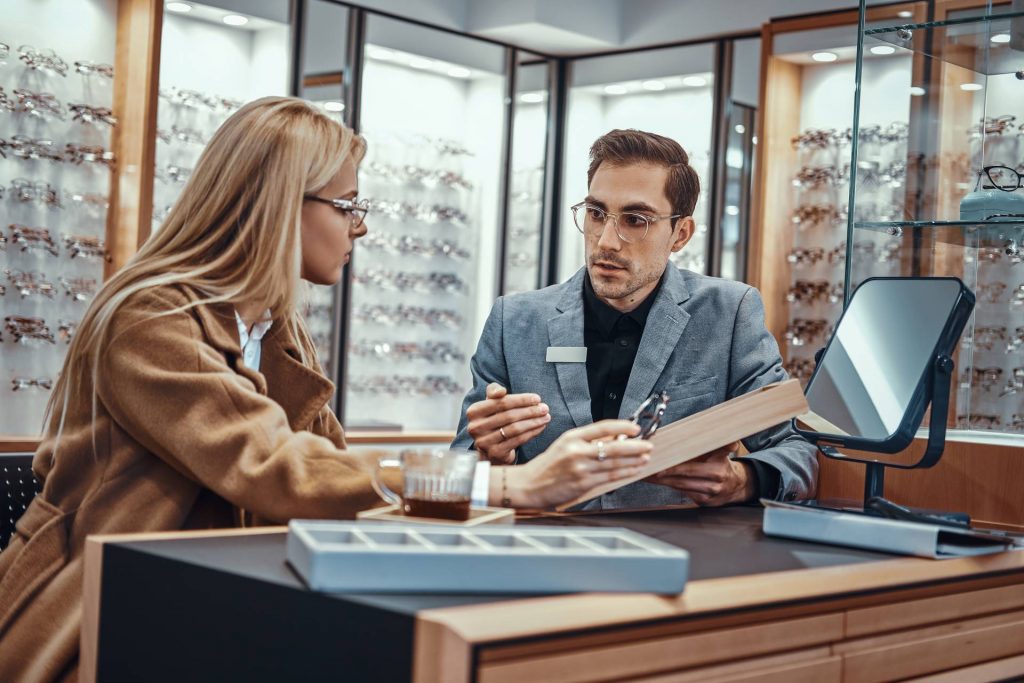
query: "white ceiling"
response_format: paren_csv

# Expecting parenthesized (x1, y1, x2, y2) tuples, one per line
(344, 0, 896, 55)
(177, 0, 896, 55)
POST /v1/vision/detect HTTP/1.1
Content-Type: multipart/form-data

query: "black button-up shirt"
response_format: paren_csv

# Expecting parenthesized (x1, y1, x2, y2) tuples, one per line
(581, 270, 780, 499)
(583, 272, 663, 422)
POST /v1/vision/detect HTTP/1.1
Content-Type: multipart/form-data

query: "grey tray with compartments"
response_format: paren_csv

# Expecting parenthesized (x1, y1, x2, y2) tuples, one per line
(286, 520, 689, 594)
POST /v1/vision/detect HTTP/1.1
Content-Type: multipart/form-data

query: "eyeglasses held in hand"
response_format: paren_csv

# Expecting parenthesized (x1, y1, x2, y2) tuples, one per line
(626, 390, 670, 440)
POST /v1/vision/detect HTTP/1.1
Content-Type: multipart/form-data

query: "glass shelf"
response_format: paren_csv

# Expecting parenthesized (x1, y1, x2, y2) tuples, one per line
(855, 219, 1024, 245)
(865, 11, 1024, 76)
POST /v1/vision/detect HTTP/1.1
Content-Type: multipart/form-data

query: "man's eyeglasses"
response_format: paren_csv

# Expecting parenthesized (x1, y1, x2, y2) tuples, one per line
(304, 196, 370, 228)
(571, 202, 682, 244)
(977, 165, 1024, 193)
(627, 390, 670, 439)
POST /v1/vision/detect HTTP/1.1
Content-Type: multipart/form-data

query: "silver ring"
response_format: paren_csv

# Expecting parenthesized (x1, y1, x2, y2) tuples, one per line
(499, 427, 508, 440)
(596, 440, 606, 461)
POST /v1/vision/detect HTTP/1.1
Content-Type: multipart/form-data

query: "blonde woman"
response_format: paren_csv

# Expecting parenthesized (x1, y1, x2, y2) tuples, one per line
(0, 97, 650, 681)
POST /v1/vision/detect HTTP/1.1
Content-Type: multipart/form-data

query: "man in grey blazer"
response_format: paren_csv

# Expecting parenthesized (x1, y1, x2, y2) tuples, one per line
(453, 129, 817, 509)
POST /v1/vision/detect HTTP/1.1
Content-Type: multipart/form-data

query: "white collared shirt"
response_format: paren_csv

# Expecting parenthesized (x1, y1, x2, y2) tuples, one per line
(234, 309, 273, 371)
(233, 309, 491, 506)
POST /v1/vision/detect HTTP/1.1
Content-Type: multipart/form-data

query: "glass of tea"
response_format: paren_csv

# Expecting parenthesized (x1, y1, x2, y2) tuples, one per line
(371, 449, 478, 521)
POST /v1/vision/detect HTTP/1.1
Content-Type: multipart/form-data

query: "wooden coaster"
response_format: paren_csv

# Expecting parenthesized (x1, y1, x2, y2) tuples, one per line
(357, 504, 514, 526)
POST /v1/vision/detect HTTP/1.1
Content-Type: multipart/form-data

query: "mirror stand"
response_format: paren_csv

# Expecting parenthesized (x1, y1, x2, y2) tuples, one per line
(810, 351, 972, 527)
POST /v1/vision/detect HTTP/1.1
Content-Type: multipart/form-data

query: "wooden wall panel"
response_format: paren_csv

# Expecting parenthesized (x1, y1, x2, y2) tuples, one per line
(106, 0, 163, 277)
(817, 438, 1024, 528)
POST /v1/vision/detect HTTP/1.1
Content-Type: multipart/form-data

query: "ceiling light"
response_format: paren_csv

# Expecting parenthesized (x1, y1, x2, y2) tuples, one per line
(642, 80, 666, 91)
(960, 82, 983, 91)
(222, 14, 248, 26)
(166, 2, 192, 12)
(751, 135, 758, 145)
(409, 57, 434, 70)
(725, 205, 740, 216)
(447, 66, 471, 78)
(734, 124, 746, 134)
(366, 46, 395, 61)
(520, 92, 545, 104)
(811, 51, 838, 62)
(909, 86, 926, 96)
(323, 101, 345, 112)
(991, 33, 1011, 44)
(897, 10, 913, 18)
(870, 45, 896, 55)
(603, 84, 628, 95)
(682, 75, 707, 87)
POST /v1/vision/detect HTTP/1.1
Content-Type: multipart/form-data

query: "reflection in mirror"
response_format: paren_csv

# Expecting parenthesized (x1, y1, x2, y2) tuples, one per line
(803, 278, 964, 440)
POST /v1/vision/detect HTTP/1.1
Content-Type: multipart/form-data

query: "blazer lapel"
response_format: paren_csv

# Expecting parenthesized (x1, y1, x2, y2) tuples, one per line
(548, 270, 593, 428)
(619, 267, 692, 418)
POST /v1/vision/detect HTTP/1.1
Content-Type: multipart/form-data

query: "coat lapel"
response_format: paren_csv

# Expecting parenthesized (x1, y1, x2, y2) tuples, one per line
(548, 270, 593, 428)
(191, 297, 333, 431)
(619, 267, 692, 418)
(260, 325, 335, 432)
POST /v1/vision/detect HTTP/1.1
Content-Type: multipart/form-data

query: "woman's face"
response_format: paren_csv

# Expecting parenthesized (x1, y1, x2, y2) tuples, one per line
(300, 158, 366, 285)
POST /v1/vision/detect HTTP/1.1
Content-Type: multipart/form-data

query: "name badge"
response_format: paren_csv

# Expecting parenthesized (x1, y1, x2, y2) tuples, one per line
(546, 346, 587, 363)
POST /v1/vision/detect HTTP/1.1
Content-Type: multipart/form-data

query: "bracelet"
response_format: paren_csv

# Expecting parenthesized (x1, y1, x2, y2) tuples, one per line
(501, 467, 511, 508)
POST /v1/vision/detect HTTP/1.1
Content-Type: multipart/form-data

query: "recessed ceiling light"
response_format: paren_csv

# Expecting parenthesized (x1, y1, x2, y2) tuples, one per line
(166, 2, 192, 12)
(870, 45, 896, 55)
(520, 92, 545, 104)
(682, 75, 707, 87)
(222, 14, 248, 26)
(323, 101, 345, 112)
(725, 205, 740, 216)
(909, 86, 926, 96)
(897, 10, 913, 18)
(409, 57, 434, 70)
(960, 82, 983, 91)
(366, 46, 395, 61)
(447, 66, 471, 78)
(751, 135, 758, 145)
(811, 51, 838, 62)
(991, 33, 1011, 44)
(734, 124, 746, 134)
(603, 84, 628, 95)
(642, 80, 666, 91)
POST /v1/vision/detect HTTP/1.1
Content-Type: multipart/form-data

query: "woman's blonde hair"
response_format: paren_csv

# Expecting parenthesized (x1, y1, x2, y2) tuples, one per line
(45, 96, 366, 452)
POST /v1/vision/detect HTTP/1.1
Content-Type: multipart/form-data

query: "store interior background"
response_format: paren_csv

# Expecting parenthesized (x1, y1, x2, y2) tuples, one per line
(2, 0, 1022, 445)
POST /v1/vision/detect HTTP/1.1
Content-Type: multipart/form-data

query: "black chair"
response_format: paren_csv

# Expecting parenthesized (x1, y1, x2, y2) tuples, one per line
(1, 454, 42, 553)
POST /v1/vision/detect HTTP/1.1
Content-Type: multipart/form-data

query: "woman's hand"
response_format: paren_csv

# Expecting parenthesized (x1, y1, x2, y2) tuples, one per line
(490, 420, 653, 509)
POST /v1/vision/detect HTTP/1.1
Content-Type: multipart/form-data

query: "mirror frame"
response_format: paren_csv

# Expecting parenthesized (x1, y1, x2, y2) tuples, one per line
(793, 276, 975, 456)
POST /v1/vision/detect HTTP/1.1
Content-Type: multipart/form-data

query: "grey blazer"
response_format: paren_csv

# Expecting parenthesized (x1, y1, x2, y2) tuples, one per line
(452, 266, 818, 509)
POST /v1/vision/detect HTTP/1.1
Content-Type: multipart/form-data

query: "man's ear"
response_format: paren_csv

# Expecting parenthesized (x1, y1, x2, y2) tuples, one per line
(670, 216, 696, 253)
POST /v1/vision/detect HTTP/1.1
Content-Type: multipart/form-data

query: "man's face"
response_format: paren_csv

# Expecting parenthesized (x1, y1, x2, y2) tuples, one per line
(584, 162, 694, 306)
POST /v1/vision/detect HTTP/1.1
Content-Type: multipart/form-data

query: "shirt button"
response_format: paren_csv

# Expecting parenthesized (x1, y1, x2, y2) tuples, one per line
(608, 392, 618, 400)
(618, 339, 629, 347)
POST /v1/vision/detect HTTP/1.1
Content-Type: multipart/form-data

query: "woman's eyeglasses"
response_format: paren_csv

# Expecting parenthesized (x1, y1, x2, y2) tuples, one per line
(304, 196, 370, 228)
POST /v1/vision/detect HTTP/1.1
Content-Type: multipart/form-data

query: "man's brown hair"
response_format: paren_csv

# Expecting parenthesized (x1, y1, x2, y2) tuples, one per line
(586, 129, 700, 222)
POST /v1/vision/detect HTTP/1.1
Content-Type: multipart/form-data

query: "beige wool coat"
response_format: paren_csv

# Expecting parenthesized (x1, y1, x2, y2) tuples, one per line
(0, 285, 384, 682)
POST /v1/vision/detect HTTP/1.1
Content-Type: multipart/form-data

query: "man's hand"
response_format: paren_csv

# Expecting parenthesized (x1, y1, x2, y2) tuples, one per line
(466, 383, 551, 465)
(645, 441, 756, 506)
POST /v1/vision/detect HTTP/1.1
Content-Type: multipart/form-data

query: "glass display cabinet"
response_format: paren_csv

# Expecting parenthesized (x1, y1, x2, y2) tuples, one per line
(342, 16, 509, 431)
(502, 54, 549, 296)
(752, 3, 922, 387)
(0, 0, 119, 436)
(849, 0, 1024, 438)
